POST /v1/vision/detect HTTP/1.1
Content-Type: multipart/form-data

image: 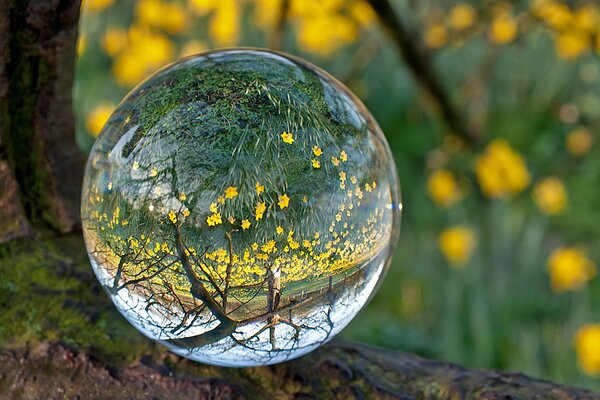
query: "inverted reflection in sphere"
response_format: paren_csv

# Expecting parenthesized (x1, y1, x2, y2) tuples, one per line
(82, 49, 401, 367)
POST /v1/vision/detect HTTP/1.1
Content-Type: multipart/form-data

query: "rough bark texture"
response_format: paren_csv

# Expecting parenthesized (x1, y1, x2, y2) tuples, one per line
(1, 339, 599, 400)
(0, 0, 84, 240)
(0, 1, 598, 399)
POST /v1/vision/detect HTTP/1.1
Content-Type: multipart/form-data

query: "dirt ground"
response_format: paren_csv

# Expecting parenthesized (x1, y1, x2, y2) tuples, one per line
(0, 342, 242, 400)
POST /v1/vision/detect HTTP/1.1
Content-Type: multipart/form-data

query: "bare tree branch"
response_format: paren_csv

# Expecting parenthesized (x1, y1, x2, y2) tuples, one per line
(366, 0, 478, 144)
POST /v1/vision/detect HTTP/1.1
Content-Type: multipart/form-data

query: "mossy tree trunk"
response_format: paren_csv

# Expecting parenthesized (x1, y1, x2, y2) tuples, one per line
(0, 0, 83, 242)
(0, 1, 598, 399)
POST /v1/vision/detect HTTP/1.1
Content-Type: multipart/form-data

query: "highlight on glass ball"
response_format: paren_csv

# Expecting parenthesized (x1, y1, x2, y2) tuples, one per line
(81, 49, 401, 367)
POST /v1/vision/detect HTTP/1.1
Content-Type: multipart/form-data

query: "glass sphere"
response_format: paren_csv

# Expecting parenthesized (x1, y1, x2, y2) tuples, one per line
(81, 49, 401, 367)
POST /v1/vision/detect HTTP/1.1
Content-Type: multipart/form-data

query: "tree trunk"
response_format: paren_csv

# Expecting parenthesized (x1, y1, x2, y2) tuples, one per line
(0, 1, 597, 399)
(0, 0, 84, 241)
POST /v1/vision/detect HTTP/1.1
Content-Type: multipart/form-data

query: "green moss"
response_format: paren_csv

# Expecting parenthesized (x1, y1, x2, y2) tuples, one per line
(0, 234, 153, 364)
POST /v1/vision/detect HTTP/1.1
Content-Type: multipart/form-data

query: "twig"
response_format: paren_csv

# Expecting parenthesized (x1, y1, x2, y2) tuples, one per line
(366, 0, 478, 144)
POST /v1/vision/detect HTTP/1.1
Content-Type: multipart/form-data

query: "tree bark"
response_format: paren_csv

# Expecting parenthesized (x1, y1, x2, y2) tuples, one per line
(0, 0, 84, 240)
(0, 1, 597, 399)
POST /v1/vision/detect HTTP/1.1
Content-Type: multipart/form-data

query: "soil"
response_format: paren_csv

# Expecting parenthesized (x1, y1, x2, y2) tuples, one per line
(0, 342, 242, 400)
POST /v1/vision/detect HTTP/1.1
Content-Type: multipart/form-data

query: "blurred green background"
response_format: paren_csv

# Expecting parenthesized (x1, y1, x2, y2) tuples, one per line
(75, 0, 600, 390)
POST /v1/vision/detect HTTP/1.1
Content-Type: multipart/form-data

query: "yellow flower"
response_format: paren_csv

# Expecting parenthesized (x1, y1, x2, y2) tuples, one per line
(209, 202, 218, 213)
(112, 26, 174, 87)
(281, 131, 295, 144)
(276, 226, 284, 235)
(77, 33, 87, 56)
(331, 156, 340, 166)
(188, 0, 219, 16)
(241, 219, 251, 230)
(253, 0, 283, 29)
(311, 159, 321, 169)
(474, 139, 530, 199)
(548, 247, 596, 292)
(574, 324, 600, 376)
(425, 23, 448, 49)
(278, 194, 290, 209)
(168, 210, 178, 224)
(349, 1, 375, 27)
(532, 0, 573, 30)
(340, 151, 348, 162)
(206, 212, 222, 226)
(101, 28, 127, 57)
(533, 177, 568, 215)
(208, 0, 240, 47)
(566, 128, 592, 155)
(256, 182, 265, 194)
(228, 216, 236, 224)
(149, 167, 158, 177)
(489, 13, 518, 44)
(182, 209, 190, 217)
(83, 0, 115, 14)
(555, 33, 589, 60)
(255, 202, 267, 220)
(224, 186, 238, 199)
(179, 192, 187, 201)
(449, 4, 476, 32)
(86, 104, 114, 137)
(136, 0, 189, 35)
(180, 40, 208, 58)
(438, 226, 476, 267)
(297, 14, 358, 56)
(262, 240, 277, 254)
(427, 169, 461, 208)
(312, 145, 323, 156)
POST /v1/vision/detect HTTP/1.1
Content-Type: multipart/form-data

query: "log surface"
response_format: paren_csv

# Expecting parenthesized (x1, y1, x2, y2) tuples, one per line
(0, 235, 598, 399)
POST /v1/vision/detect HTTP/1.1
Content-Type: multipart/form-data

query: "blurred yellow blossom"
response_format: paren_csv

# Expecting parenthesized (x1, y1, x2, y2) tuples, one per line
(547, 247, 596, 292)
(112, 26, 175, 87)
(531, 0, 573, 31)
(253, 0, 282, 29)
(489, 12, 518, 44)
(438, 226, 476, 267)
(101, 28, 128, 57)
(533, 177, 568, 215)
(555, 33, 589, 60)
(180, 40, 208, 57)
(137, 0, 189, 35)
(77, 33, 87, 56)
(82, 0, 115, 14)
(427, 169, 461, 208)
(532, 1, 600, 59)
(575, 324, 600, 376)
(425, 23, 448, 49)
(474, 139, 530, 199)
(188, 0, 219, 16)
(208, 0, 240, 47)
(566, 128, 593, 155)
(349, 0, 375, 27)
(449, 4, 476, 32)
(86, 104, 114, 137)
(298, 15, 358, 56)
